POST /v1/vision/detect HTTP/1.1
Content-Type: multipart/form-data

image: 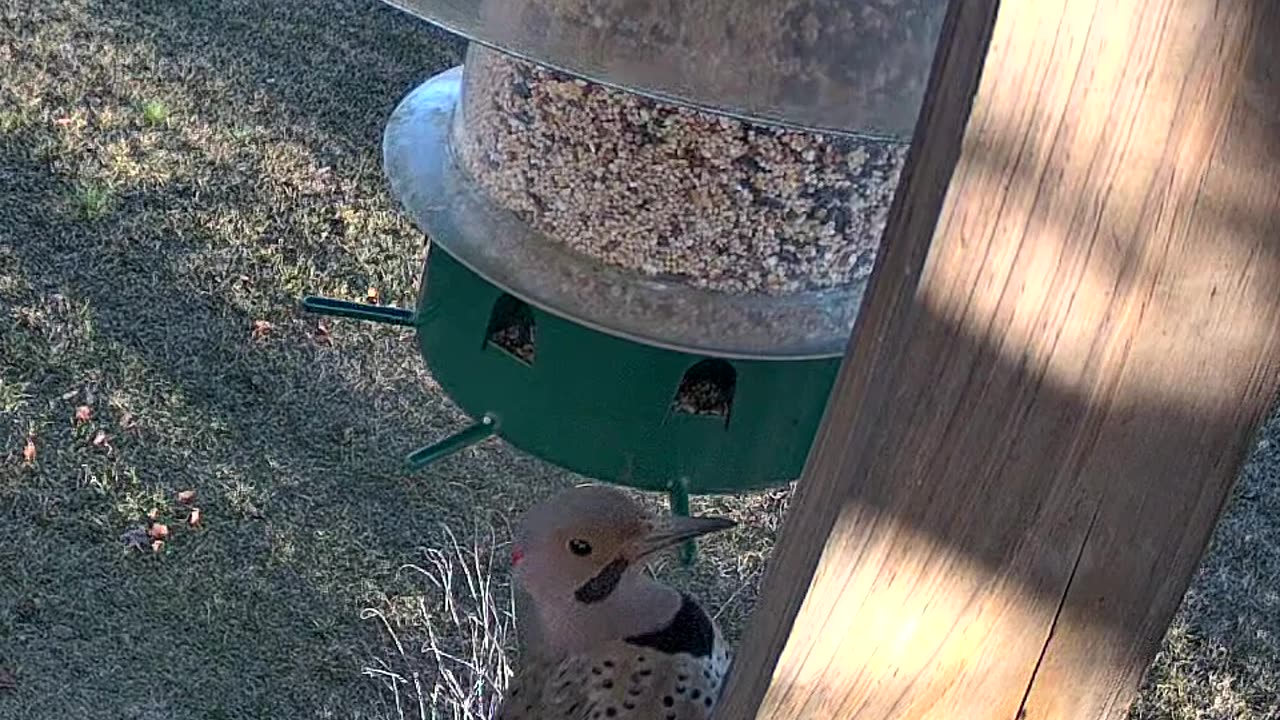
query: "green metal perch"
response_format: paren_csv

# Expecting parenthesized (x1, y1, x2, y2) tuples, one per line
(405, 414, 500, 469)
(669, 478, 697, 565)
(301, 296, 416, 326)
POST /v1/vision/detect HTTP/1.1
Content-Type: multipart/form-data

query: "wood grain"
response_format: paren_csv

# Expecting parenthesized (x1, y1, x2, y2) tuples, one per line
(714, 0, 1280, 718)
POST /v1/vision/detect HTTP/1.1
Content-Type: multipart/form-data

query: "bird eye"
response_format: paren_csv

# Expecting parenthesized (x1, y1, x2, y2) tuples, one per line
(567, 539, 592, 556)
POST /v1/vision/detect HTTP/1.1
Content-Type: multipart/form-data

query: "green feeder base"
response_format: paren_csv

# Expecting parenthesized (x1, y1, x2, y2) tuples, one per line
(307, 247, 839, 492)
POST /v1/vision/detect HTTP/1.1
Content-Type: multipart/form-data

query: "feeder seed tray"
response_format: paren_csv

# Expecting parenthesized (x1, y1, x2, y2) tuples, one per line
(384, 68, 871, 360)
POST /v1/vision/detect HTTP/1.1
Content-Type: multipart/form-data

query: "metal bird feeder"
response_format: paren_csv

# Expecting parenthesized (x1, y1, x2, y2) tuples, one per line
(303, 1, 946, 561)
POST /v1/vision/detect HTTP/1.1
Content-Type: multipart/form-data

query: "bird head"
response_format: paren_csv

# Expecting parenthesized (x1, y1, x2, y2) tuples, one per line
(510, 484, 736, 608)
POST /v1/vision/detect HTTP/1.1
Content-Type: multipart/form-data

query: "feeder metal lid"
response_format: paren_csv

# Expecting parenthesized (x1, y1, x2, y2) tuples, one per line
(380, 0, 947, 139)
(385, 68, 865, 360)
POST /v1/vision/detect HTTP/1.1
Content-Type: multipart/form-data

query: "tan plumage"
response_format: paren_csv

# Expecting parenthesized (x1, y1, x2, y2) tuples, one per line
(499, 485, 735, 720)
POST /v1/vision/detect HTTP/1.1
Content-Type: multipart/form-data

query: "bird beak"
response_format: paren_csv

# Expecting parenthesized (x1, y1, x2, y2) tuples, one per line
(633, 515, 737, 560)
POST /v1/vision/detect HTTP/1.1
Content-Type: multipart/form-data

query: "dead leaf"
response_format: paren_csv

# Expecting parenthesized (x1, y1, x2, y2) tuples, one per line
(22, 438, 36, 464)
(60, 388, 79, 401)
(146, 507, 160, 522)
(91, 430, 108, 447)
(119, 412, 136, 429)
(148, 523, 169, 541)
(120, 527, 149, 551)
(188, 507, 202, 528)
(177, 489, 197, 505)
(74, 405, 92, 423)
(52, 117, 71, 126)
(151, 539, 165, 554)
(313, 320, 333, 346)
(366, 286, 380, 304)
(0, 667, 16, 691)
(250, 319, 272, 339)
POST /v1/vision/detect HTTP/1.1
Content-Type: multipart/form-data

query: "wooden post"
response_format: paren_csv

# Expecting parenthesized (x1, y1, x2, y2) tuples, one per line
(716, 0, 1280, 717)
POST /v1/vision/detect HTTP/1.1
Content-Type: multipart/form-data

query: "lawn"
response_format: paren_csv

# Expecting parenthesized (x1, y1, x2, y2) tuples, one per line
(1, 1, 1277, 719)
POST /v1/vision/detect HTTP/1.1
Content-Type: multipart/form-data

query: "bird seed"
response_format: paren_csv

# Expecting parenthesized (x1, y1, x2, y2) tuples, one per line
(452, 45, 908, 296)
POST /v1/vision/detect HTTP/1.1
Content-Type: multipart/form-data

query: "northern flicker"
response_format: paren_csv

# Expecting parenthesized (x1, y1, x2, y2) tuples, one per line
(499, 484, 736, 720)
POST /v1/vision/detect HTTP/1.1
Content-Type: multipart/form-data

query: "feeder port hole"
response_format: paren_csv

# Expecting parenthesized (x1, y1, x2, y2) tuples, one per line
(672, 359, 737, 422)
(485, 293, 536, 365)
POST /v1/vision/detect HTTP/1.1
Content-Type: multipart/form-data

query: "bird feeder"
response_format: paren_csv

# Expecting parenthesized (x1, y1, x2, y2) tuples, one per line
(302, 0, 947, 560)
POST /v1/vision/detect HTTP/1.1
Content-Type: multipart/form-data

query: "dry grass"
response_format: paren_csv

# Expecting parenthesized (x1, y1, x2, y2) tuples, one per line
(361, 524, 516, 720)
(1128, 417, 1280, 720)
(0, 0, 1277, 718)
